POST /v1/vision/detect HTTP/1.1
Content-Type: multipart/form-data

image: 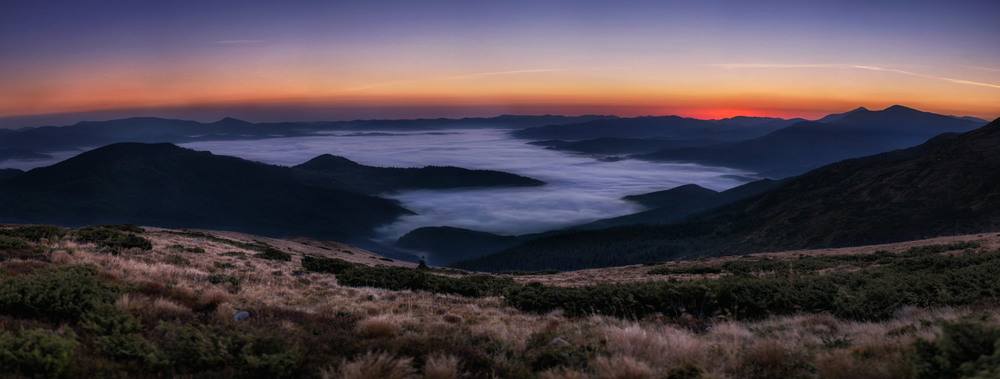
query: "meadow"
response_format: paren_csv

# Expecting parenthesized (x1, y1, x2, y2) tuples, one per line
(2, 224, 999, 378)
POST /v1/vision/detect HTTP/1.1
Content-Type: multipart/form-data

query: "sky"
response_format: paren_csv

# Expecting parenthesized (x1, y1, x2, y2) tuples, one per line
(1, 0, 998, 126)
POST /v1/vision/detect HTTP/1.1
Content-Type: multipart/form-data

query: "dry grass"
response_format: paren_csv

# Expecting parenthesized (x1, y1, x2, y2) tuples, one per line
(4, 224, 1000, 377)
(590, 356, 655, 379)
(326, 352, 418, 379)
(423, 354, 463, 379)
(518, 232, 1000, 287)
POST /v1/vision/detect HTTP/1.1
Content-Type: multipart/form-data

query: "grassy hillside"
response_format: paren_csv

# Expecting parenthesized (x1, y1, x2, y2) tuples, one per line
(2, 224, 1000, 378)
(0, 143, 410, 240)
(455, 118, 1000, 272)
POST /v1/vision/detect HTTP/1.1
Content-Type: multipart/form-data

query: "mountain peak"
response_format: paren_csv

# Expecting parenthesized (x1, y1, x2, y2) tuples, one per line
(816, 106, 870, 123)
(882, 105, 918, 113)
(295, 154, 362, 170)
(212, 117, 252, 126)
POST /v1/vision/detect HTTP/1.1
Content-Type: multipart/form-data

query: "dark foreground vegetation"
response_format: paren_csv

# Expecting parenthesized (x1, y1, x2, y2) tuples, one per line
(3, 224, 1000, 378)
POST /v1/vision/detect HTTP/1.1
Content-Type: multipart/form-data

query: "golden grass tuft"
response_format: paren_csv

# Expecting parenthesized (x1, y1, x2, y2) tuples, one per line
(49, 250, 75, 264)
(150, 297, 193, 319)
(327, 352, 418, 379)
(356, 314, 402, 338)
(539, 367, 588, 379)
(423, 354, 463, 379)
(590, 356, 655, 379)
(601, 324, 705, 370)
(741, 338, 790, 376)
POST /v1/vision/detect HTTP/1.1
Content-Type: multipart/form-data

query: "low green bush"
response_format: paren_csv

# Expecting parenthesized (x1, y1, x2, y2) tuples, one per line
(80, 303, 141, 336)
(0, 235, 28, 250)
(498, 269, 562, 276)
(95, 333, 167, 369)
(0, 327, 79, 378)
(302, 255, 357, 275)
(912, 319, 1000, 378)
(254, 247, 291, 261)
(335, 265, 515, 298)
(647, 266, 723, 275)
(73, 227, 152, 253)
(0, 225, 66, 242)
(0, 264, 114, 320)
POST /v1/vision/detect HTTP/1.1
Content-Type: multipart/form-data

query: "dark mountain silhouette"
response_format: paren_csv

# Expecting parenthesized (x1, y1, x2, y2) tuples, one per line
(0, 148, 51, 162)
(331, 114, 617, 131)
(0, 143, 411, 240)
(712, 116, 807, 129)
(0, 168, 23, 181)
(0, 115, 615, 160)
(395, 226, 523, 265)
(573, 179, 788, 230)
(454, 117, 1000, 271)
(395, 179, 787, 265)
(293, 154, 544, 194)
(511, 115, 792, 141)
(623, 184, 719, 208)
(816, 106, 868, 123)
(639, 106, 985, 178)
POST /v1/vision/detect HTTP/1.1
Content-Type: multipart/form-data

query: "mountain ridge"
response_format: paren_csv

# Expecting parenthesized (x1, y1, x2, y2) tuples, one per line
(453, 117, 1000, 271)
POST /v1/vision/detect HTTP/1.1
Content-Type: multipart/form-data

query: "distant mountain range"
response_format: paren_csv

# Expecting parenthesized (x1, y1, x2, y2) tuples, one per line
(516, 105, 986, 178)
(396, 178, 787, 265)
(0, 115, 615, 164)
(453, 116, 1000, 271)
(512, 115, 801, 142)
(0, 143, 544, 242)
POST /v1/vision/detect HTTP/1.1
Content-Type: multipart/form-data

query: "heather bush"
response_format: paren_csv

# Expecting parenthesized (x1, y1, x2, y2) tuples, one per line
(73, 227, 152, 253)
(0, 327, 79, 378)
(0, 264, 113, 320)
(0, 225, 67, 241)
(303, 255, 358, 275)
(0, 235, 28, 250)
(335, 265, 515, 297)
(911, 319, 1000, 378)
(254, 247, 291, 261)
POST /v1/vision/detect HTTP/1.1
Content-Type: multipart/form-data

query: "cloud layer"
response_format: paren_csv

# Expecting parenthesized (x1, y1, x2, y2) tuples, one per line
(181, 129, 751, 240)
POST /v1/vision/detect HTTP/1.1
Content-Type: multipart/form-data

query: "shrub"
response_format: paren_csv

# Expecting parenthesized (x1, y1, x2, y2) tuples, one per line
(303, 256, 358, 275)
(336, 265, 515, 298)
(239, 336, 305, 378)
(0, 225, 66, 242)
(0, 327, 79, 378)
(98, 224, 145, 233)
(164, 254, 191, 266)
(0, 235, 28, 250)
(73, 227, 152, 253)
(214, 261, 237, 269)
(0, 264, 114, 320)
(647, 266, 723, 275)
(95, 333, 167, 369)
(254, 247, 291, 261)
(153, 323, 231, 373)
(498, 269, 562, 276)
(80, 303, 141, 336)
(221, 251, 247, 258)
(911, 320, 1000, 378)
(207, 274, 242, 289)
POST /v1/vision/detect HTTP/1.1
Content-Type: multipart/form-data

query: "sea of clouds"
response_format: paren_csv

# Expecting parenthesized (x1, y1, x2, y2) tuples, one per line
(180, 129, 752, 241)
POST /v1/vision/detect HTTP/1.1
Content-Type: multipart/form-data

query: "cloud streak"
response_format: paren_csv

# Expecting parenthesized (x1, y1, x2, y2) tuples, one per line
(214, 39, 265, 45)
(713, 63, 1000, 90)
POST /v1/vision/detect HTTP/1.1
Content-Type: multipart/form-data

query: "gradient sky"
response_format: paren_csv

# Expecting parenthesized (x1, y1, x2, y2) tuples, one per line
(1, 0, 998, 126)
